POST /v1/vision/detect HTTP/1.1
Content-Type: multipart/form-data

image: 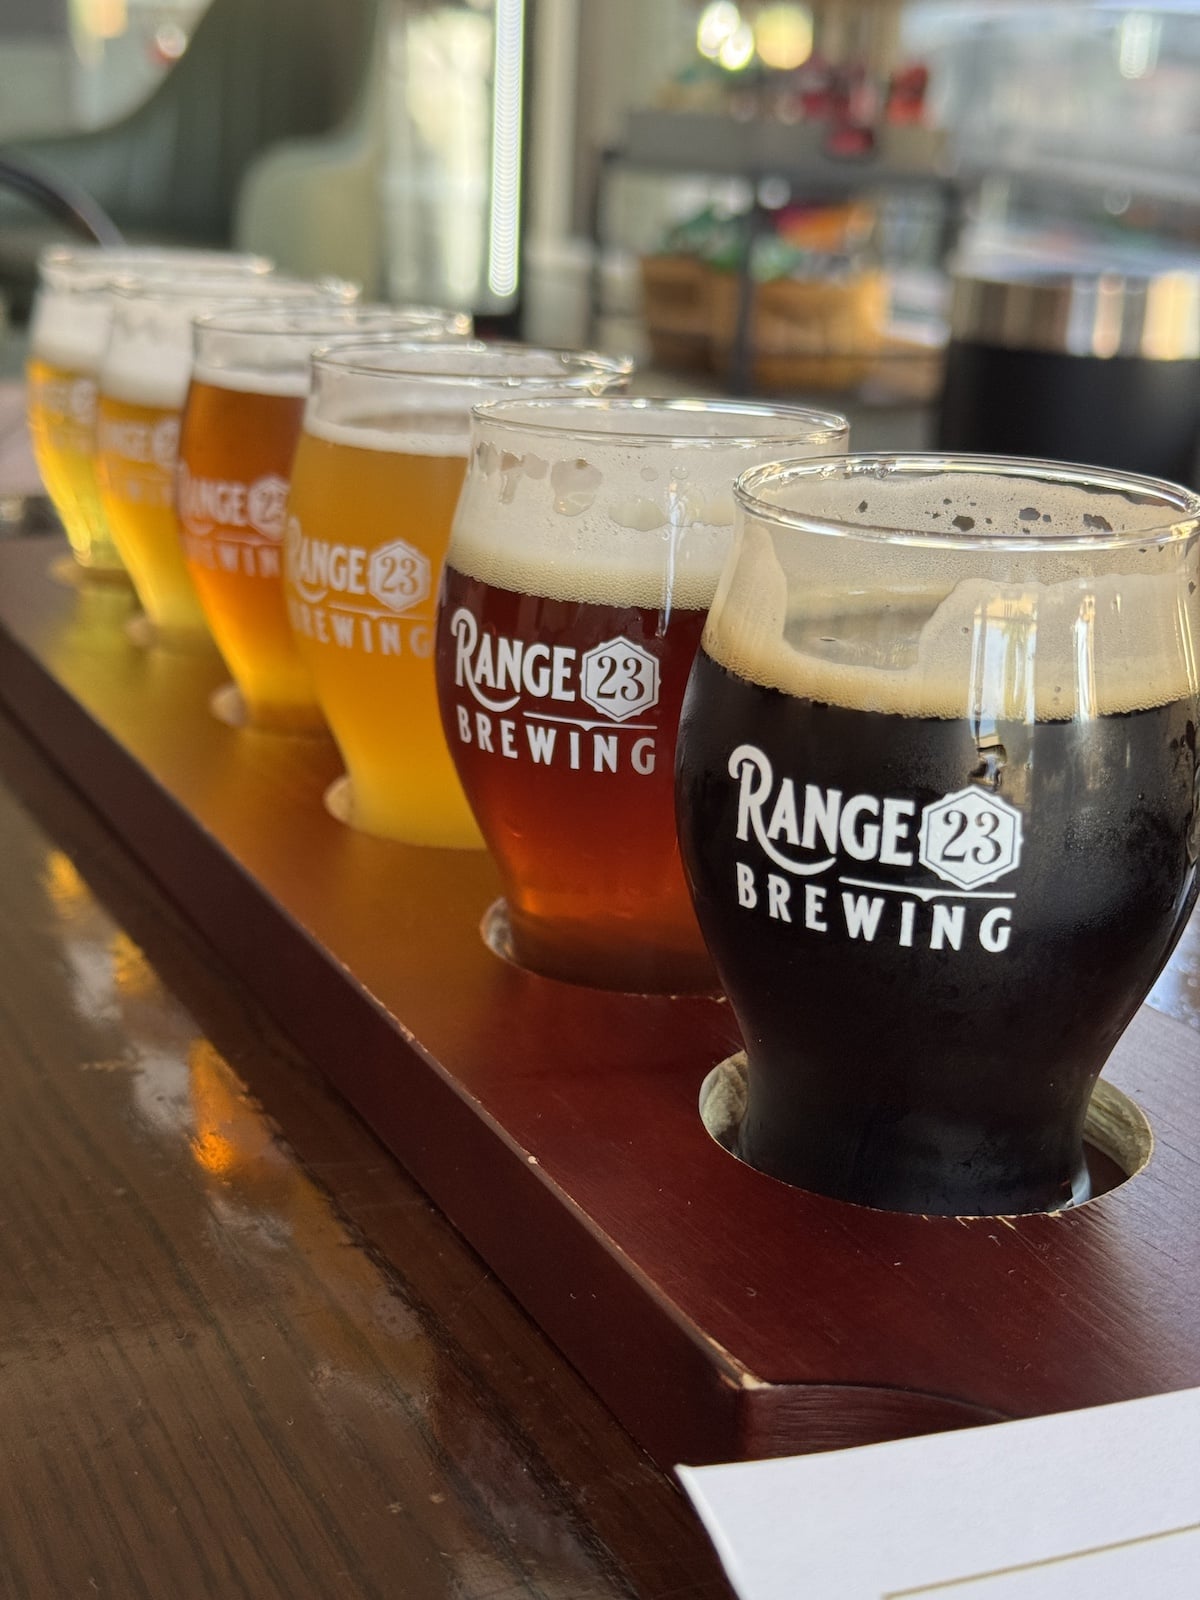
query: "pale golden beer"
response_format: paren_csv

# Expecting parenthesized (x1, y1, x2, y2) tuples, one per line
(284, 341, 632, 845)
(26, 247, 270, 578)
(179, 306, 470, 730)
(96, 275, 356, 645)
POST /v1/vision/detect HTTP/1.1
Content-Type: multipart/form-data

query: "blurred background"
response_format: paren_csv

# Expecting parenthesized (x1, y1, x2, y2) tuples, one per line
(3, 0, 1200, 450)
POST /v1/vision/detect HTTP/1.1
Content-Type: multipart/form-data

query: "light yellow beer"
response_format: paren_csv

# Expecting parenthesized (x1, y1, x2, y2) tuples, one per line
(284, 340, 632, 846)
(27, 248, 272, 580)
(27, 351, 117, 575)
(97, 276, 356, 646)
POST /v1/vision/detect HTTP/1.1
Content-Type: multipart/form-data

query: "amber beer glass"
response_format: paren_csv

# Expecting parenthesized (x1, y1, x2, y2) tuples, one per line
(676, 455, 1200, 1215)
(435, 398, 849, 991)
(284, 342, 632, 846)
(179, 306, 470, 730)
(95, 275, 356, 645)
(26, 246, 270, 578)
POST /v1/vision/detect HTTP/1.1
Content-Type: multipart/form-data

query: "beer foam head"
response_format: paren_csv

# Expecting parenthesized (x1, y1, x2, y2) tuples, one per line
(100, 278, 357, 409)
(304, 342, 632, 459)
(707, 454, 1200, 718)
(447, 397, 848, 611)
(29, 289, 112, 375)
(31, 250, 274, 374)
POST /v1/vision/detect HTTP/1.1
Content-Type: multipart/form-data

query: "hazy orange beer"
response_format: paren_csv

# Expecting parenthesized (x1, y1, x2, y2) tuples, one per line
(435, 398, 849, 990)
(178, 306, 470, 730)
(284, 341, 631, 845)
(96, 275, 356, 645)
(26, 246, 270, 578)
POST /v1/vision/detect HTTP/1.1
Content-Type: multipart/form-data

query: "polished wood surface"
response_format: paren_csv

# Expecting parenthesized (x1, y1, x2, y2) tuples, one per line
(1, 533, 1198, 1481)
(0, 557, 733, 1595)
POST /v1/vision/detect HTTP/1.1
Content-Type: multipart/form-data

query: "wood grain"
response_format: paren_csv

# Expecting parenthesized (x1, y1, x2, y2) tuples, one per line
(0, 706, 732, 1599)
(0, 535, 1197, 1478)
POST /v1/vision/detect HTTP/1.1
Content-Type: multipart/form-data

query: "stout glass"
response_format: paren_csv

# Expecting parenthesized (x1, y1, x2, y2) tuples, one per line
(27, 246, 270, 578)
(95, 274, 356, 646)
(435, 397, 848, 991)
(676, 454, 1200, 1215)
(284, 341, 632, 847)
(179, 305, 469, 731)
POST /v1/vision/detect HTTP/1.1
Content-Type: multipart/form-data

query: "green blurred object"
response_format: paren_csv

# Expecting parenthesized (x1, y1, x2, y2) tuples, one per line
(0, 0, 383, 317)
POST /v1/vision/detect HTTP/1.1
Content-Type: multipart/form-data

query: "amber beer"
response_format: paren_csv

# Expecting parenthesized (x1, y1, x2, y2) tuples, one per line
(97, 275, 355, 645)
(434, 397, 849, 990)
(284, 343, 632, 846)
(676, 454, 1200, 1214)
(179, 307, 466, 730)
(27, 247, 269, 578)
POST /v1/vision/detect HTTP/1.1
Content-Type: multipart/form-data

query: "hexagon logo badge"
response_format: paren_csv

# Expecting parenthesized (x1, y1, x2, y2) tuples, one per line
(918, 787, 1023, 890)
(579, 637, 660, 722)
(246, 474, 289, 540)
(368, 539, 430, 614)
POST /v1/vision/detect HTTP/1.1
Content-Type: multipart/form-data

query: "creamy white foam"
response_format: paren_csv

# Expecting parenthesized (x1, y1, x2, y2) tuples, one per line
(100, 348, 191, 410)
(29, 294, 111, 375)
(707, 475, 1200, 718)
(447, 433, 834, 611)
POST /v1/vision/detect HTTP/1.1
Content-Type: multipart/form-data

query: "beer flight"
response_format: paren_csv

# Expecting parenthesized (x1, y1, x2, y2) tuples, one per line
(25, 244, 1200, 1220)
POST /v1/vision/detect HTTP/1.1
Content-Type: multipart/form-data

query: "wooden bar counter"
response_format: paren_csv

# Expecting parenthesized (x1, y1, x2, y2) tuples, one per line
(0, 482, 1197, 1594)
(0, 534, 734, 1595)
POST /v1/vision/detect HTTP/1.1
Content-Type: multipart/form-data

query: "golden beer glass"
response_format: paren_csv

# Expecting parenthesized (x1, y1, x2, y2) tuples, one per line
(26, 246, 270, 579)
(95, 275, 357, 646)
(179, 305, 471, 732)
(435, 397, 849, 991)
(285, 341, 632, 846)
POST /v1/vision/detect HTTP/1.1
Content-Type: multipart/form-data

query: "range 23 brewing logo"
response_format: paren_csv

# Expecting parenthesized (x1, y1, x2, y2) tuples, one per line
(448, 606, 661, 774)
(178, 464, 290, 578)
(728, 743, 1024, 954)
(285, 519, 434, 657)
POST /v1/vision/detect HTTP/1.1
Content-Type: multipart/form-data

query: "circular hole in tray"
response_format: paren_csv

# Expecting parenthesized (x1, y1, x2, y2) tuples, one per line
(698, 1053, 1152, 1216)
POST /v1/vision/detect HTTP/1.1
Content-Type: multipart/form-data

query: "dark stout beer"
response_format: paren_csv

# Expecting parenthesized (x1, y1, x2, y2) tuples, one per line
(677, 453, 1200, 1215)
(678, 646, 1198, 1213)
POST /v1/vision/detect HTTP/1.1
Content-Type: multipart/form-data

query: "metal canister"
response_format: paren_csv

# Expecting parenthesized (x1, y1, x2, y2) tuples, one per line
(936, 264, 1200, 484)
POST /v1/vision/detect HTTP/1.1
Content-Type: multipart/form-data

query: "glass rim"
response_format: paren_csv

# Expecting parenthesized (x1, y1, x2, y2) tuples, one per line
(309, 337, 634, 385)
(193, 303, 468, 337)
(108, 274, 357, 302)
(735, 452, 1200, 551)
(468, 395, 849, 448)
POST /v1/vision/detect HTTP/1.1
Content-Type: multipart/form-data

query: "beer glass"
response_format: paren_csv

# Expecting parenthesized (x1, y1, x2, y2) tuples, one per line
(95, 274, 356, 646)
(26, 246, 270, 578)
(435, 397, 849, 992)
(676, 454, 1200, 1215)
(284, 341, 632, 847)
(179, 305, 470, 732)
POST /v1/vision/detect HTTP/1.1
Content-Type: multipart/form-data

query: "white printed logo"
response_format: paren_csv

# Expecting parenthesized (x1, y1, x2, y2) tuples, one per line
(579, 638, 660, 722)
(918, 788, 1023, 890)
(246, 475, 289, 539)
(152, 418, 179, 469)
(368, 539, 430, 614)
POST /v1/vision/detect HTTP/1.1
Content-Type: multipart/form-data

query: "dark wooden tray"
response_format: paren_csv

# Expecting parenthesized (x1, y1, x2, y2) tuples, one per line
(2, 535, 1198, 1467)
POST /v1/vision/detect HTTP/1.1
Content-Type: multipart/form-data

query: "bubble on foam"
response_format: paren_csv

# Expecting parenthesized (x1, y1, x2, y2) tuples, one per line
(759, 462, 1185, 547)
(706, 496, 1198, 719)
(447, 435, 767, 612)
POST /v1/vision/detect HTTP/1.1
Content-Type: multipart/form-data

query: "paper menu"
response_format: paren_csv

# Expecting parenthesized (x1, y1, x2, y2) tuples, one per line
(678, 1386, 1200, 1600)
